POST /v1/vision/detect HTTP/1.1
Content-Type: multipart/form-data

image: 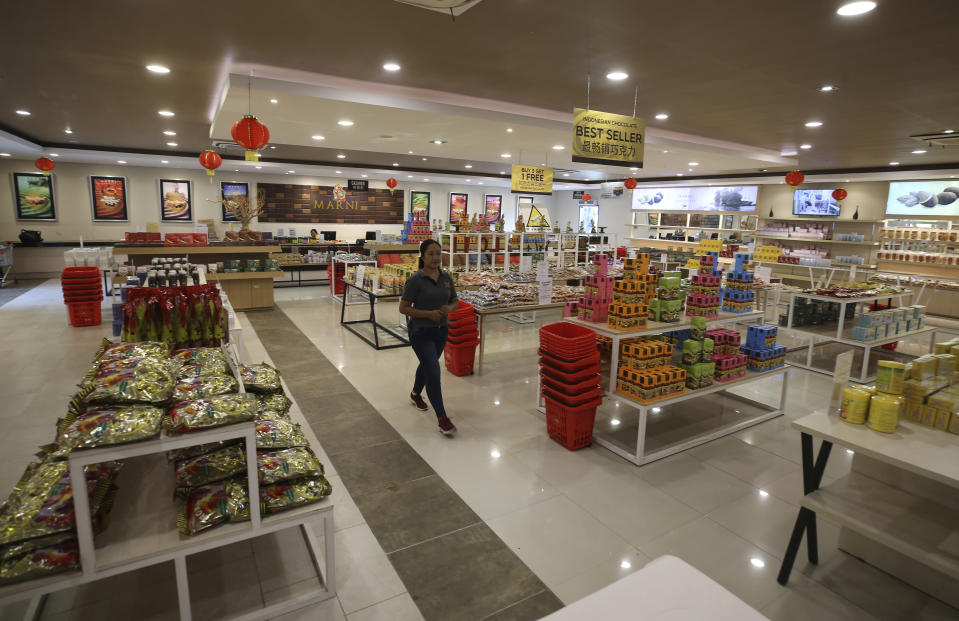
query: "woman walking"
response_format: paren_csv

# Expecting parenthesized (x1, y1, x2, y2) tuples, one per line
(399, 239, 458, 435)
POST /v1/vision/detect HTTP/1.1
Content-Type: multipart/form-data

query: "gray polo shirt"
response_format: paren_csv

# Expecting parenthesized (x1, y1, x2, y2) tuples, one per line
(403, 269, 457, 328)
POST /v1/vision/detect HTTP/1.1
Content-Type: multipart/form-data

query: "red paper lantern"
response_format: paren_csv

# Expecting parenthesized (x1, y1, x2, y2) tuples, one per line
(231, 115, 270, 161)
(785, 170, 804, 188)
(386, 177, 398, 195)
(832, 188, 848, 202)
(583, 193, 592, 202)
(624, 178, 637, 190)
(35, 157, 55, 176)
(198, 150, 222, 183)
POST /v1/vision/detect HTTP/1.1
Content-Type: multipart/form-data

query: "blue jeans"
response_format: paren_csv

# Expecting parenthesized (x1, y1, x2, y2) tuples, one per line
(409, 325, 448, 419)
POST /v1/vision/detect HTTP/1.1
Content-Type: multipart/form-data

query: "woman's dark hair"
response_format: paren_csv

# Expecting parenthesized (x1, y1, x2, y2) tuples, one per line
(418, 238, 441, 269)
(310, 229, 318, 236)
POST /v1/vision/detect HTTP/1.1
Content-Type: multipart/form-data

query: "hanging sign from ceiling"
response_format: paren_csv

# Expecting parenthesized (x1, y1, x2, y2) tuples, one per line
(511, 164, 553, 195)
(572, 108, 645, 168)
(347, 179, 369, 191)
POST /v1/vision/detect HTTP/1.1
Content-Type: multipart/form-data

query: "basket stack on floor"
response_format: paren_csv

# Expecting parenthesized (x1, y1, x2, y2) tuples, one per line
(61, 267, 103, 327)
(539, 322, 603, 450)
(444, 301, 479, 376)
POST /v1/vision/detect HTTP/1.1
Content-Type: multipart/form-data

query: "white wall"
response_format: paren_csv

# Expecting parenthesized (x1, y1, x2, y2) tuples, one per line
(0, 159, 558, 242)
(550, 190, 633, 244)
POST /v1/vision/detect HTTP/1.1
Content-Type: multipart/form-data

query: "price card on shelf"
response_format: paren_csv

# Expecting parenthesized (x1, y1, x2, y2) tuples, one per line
(538, 279, 553, 305)
(755, 265, 772, 284)
(659, 253, 667, 263)
(355, 265, 367, 287)
(371, 274, 380, 294)
(536, 260, 549, 281)
(849, 265, 857, 280)
(520, 255, 533, 273)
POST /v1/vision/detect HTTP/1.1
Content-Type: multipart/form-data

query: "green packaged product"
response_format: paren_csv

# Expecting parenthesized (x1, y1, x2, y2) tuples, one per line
(165, 394, 257, 433)
(53, 405, 164, 455)
(259, 475, 332, 514)
(95, 339, 170, 361)
(255, 419, 309, 449)
(172, 375, 238, 401)
(171, 347, 228, 365)
(682, 339, 703, 364)
(175, 444, 248, 489)
(239, 364, 282, 393)
(690, 316, 707, 340)
(257, 447, 324, 485)
(702, 338, 714, 358)
(178, 477, 250, 536)
(177, 359, 233, 379)
(257, 392, 292, 415)
(77, 358, 178, 406)
(0, 533, 79, 584)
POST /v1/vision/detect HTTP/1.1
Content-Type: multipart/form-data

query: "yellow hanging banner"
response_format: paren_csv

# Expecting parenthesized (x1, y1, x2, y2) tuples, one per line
(571, 108, 645, 168)
(510, 165, 553, 195)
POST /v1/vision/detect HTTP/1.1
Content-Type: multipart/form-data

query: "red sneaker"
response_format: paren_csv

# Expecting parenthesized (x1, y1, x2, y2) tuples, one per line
(437, 416, 456, 436)
(410, 392, 428, 411)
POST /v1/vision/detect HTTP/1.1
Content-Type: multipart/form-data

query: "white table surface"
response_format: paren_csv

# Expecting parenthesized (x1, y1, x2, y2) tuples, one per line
(540, 555, 767, 620)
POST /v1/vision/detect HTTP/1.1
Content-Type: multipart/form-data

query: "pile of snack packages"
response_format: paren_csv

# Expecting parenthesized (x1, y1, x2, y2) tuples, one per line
(0, 340, 330, 585)
(841, 341, 959, 436)
(121, 284, 228, 349)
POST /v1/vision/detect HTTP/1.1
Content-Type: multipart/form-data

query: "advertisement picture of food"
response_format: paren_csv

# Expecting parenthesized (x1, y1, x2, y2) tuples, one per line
(887, 181, 959, 216)
(411, 191, 430, 219)
(449, 192, 468, 224)
(220, 182, 248, 222)
(160, 179, 193, 221)
(12, 172, 56, 220)
(484, 194, 502, 223)
(90, 176, 128, 221)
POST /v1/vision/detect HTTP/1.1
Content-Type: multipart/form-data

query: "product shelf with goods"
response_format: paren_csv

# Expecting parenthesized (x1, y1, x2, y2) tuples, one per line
(329, 255, 377, 305)
(780, 289, 930, 383)
(112, 246, 283, 311)
(754, 236, 880, 246)
(438, 231, 512, 273)
(869, 272, 959, 318)
(630, 211, 758, 245)
(778, 411, 959, 608)
(755, 217, 880, 269)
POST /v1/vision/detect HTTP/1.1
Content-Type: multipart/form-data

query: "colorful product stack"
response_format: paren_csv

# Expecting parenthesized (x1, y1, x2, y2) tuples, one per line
(685, 292, 721, 318)
(401, 213, 433, 245)
(649, 271, 684, 322)
(753, 246, 782, 264)
(443, 301, 480, 376)
(578, 254, 616, 323)
(740, 324, 786, 372)
(851, 305, 925, 341)
(621, 340, 672, 370)
(61, 266, 104, 327)
(722, 253, 755, 313)
(707, 328, 747, 382)
(538, 322, 603, 450)
(680, 317, 715, 388)
(616, 364, 686, 403)
(780, 297, 857, 327)
(896, 339, 959, 435)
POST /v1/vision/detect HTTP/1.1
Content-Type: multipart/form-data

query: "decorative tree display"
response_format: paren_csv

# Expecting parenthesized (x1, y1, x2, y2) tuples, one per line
(208, 193, 265, 232)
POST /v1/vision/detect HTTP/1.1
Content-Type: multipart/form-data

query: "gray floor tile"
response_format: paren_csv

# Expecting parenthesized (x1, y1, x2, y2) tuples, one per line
(317, 411, 403, 457)
(353, 474, 481, 553)
(327, 440, 434, 497)
(300, 391, 382, 423)
(481, 590, 564, 621)
(389, 523, 550, 621)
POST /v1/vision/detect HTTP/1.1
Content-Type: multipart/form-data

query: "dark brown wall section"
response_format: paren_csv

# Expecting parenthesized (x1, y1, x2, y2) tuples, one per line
(257, 183, 404, 224)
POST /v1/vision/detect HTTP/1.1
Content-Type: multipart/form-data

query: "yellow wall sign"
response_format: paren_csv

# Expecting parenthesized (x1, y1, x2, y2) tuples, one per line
(510, 165, 553, 195)
(572, 108, 645, 168)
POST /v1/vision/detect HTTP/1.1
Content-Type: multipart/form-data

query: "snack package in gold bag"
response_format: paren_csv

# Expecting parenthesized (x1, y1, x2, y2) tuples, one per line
(177, 360, 233, 379)
(0, 533, 79, 584)
(174, 445, 247, 490)
(239, 364, 282, 393)
(255, 419, 309, 449)
(256, 409, 291, 423)
(166, 439, 243, 463)
(172, 375, 238, 401)
(257, 447, 324, 485)
(76, 359, 177, 406)
(165, 394, 257, 433)
(171, 348, 229, 365)
(257, 392, 292, 415)
(178, 477, 250, 536)
(95, 339, 170, 361)
(259, 475, 332, 514)
(85, 356, 182, 383)
(53, 405, 164, 455)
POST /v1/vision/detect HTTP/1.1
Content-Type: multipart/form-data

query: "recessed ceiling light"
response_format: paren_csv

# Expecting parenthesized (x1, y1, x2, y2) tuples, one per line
(361, 174, 368, 178)
(422, 157, 427, 161)
(408, 150, 414, 154)
(676, 173, 684, 176)
(117, 160, 126, 164)
(312, 135, 325, 140)
(819, 85, 837, 92)
(49, 153, 58, 157)
(423, 178, 429, 181)
(688, 161, 699, 166)
(161, 160, 169, 163)
(0, 153, 9, 157)
(146, 65, 170, 74)
(750, 558, 766, 568)
(393, 162, 399, 166)
(337, 120, 354, 126)
(500, 153, 511, 158)
(889, 161, 900, 166)
(563, 173, 570, 177)
(383, 62, 401, 71)
(912, 149, 927, 154)
(407, 175, 413, 178)
(336, 154, 346, 159)
(64, 129, 73, 134)
(506, 128, 513, 133)
(606, 71, 628, 80)
(465, 164, 472, 168)
(800, 144, 812, 150)
(269, 98, 278, 104)
(15, 110, 30, 116)
(655, 113, 669, 120)
(158, 110, 175, 117)
(805, 121, 823, 128)
(944, 129, 956, 134)
(837, 1, 876, 16)
(335, 170, 341, 173)
(255, 166, 262, 169)
(166, 142, 178, 147)
(552, 145, 564, 150)
(431, 139, 446, 144)
(288, 170, 295, 173)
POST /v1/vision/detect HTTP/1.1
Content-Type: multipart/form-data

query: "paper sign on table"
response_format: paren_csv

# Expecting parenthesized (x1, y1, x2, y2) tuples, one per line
(371, 274, 380, 293)
(538, 279, 553, 305)
(755, 265, 772, 283)
(520, 255, 533, 273)
(355, 265, 367, 287)
(536, 260, 549, 281)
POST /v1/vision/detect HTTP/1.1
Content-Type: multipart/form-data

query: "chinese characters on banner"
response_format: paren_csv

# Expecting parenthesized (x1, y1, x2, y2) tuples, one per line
(572, 108, 645, 168)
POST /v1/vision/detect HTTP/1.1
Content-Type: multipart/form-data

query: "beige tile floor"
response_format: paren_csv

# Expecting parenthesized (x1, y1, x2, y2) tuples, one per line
(1, 281, 957, 620)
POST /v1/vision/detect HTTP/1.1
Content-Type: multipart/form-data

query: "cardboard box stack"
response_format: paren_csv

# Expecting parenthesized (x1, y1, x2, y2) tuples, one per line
(740, 324, 786, 372)
(602, 254, 649, 328)
(707, 328, 747, 382)
(578, 254, 616, 323)
(650, 270, 684, 322)
(680, 316, 715, 389)
(851, 305, 925, 341)
(722, 253, 755, 313)
(401, 212, 433, 245)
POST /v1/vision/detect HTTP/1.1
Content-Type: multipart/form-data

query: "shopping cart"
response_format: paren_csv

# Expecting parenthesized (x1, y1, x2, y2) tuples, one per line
(0, 243, 14, 288)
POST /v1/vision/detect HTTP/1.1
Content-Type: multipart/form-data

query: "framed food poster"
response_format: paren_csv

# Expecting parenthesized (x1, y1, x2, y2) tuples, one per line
(12, 172, 56, 221)
(410, 190, 430, 220)
(220, 181, 249, 222)
(484, 194, 503, 223)
(89, 175, 128, 221)
(159, 178, 193, 221)
(449, 192, 468, 224)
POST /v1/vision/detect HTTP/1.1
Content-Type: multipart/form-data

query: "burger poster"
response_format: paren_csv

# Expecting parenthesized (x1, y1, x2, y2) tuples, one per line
(12, 172, 56, 221)
(159, 179, 193, 221)
(90, 176, 128, 221)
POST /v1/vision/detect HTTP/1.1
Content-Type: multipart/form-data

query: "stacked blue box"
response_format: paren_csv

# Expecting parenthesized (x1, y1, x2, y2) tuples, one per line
(721, 253, 754, 313)
(740, 324, 785, 371)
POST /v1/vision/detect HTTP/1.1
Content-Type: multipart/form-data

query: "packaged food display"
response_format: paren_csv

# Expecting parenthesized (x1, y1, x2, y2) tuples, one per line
(76, 361, 177, 406)
(177, 359, 233, 378)
(172, 375, 238, 401)
(239, 364, 282, 393)
(616, 365, 686, 402)
(165, 394, 257, 433)
(95, 339, 170, 361)
(53, 405, 164, 455)
(177, 477, 250, 536)
(840, 386, 872, 424)
(876, 361, 906, 395)
(607, 302, 649, 330)
(121, 285, 227, 348)
(171, 347, 230, 366)
(257, 447, 324, 484)
(166, 439, 243, 463)
(867, 393, 903, 433)
(0, 533, 79, 584)
(174, 444, 248, 490)
(255, 419, 310, 449)
(259, 475, 332, 514)
(257, 392, 292, 415)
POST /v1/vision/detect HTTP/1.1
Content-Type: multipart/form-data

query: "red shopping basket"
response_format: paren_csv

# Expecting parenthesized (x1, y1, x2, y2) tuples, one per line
(67, 301, 102, 327)
(449, 300, 475, 319)
(444, 340, 478, 376)
(449, 314, 477, 329)
(448, 329, 479, 344)
(539, 348, 601, 372)
(539, 370, 601, 396)
(540, 322, 597, 355)
(538, 360, 602, 383)
(541, 383, 604, 407)
(545, 396, 601, 450)
(62, 267, 100, 276)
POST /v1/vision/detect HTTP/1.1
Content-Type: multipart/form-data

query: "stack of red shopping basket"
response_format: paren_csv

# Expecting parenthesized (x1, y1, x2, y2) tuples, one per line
(444, 301, 479, 376)
(539, 322, 602, 450)
(61, 267, 103, 327)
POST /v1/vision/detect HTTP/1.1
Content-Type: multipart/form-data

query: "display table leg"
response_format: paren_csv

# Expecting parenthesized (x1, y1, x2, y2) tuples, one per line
(786, 293, 795, 329)
(860, 345, 871, 383)
(69, 460, 95, 576)
(777, 432, 832, 585)
(608, 334, 621, 393)
(477, 314, 487, 376)
(836, 300, 847, 340)
(175, 556, 192, 621)
(635, 406, 648, 460)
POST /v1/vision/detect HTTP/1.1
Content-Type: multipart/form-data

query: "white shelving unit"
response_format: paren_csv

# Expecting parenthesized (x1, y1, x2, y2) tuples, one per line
(755, 217, 881, 269)
(630, 211, 758, 245)
(330, 255, 376, 305)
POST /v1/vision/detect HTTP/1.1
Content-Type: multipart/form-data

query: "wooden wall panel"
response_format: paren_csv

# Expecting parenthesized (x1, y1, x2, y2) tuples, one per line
(257, 183, 404, 224)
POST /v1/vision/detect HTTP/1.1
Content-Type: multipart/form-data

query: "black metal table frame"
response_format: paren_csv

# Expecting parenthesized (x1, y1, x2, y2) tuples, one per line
(777, 432, 833, 585)
(339, 281, 410, 350)
(274, 265, 330, 288)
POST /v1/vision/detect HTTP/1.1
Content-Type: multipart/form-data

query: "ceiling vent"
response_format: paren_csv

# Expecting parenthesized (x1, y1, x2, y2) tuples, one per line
(910, 131, 959, 147)
(212, 141, 245, 151)
(393, 0, 484, 16)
